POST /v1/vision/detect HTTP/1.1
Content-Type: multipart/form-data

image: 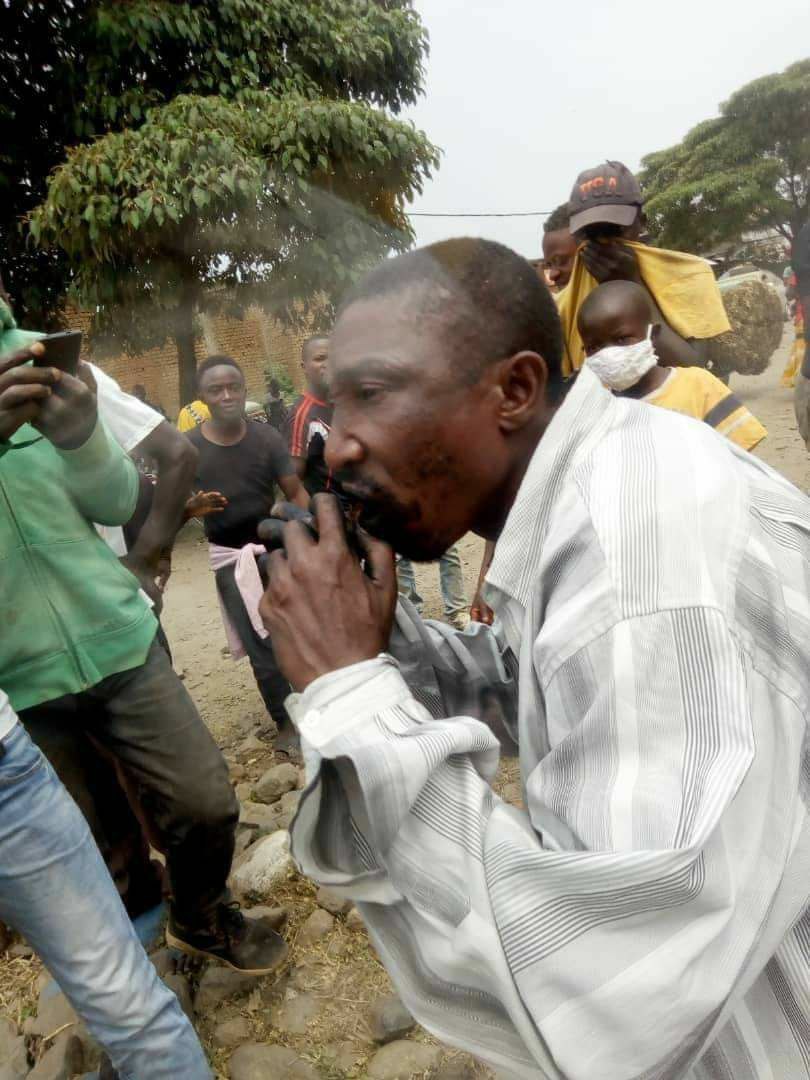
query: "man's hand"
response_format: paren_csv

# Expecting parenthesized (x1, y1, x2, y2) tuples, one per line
(0, 345, 55, 441)
(185, 490, 228, 520)
(580, 240, 642, 285)
(120, 553, 164, 615)
(259, 494, 398, 691)
(470, 589, 494, 626)
(34, 368, 97, 449)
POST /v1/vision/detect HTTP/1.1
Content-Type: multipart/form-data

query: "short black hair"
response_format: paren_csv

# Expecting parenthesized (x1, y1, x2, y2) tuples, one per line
(543, 202, 571, 234)
(338, 237, 565, 398)
(577, 281, 652, 336)
(302, 334, 329, 360)
(196, 354, 243, 389)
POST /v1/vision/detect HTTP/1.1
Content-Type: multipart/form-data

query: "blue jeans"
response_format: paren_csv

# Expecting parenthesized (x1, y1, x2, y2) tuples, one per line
(0, 723, 211, 1080)
(397, 543, 468, 619)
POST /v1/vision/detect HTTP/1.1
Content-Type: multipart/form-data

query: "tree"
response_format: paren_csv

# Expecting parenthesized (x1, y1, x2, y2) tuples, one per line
(2, 1, 437, 398)
(639, 59, 810, 253)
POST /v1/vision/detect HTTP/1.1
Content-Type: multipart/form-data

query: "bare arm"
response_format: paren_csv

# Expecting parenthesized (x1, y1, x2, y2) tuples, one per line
(125, 421, 197, 572)
(279, 471, 310, 510)
(470, 539, 496, 624)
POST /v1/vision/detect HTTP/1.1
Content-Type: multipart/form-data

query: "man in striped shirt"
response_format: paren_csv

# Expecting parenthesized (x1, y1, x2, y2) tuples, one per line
(260, 238, 810, 1080)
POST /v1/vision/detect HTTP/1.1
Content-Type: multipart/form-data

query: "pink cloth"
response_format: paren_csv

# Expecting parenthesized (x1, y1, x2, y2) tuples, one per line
(209, 542, 268, 661)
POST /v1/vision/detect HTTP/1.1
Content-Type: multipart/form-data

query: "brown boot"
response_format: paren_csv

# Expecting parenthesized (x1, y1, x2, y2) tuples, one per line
(166, 902, 288, 975)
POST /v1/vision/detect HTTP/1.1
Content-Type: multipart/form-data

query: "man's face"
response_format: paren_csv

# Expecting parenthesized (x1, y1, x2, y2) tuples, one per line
(326, 296, 508, 560)
(542, 229, 578, 290)
(199, 364, 246, 423)
(302, 340, 329, 399)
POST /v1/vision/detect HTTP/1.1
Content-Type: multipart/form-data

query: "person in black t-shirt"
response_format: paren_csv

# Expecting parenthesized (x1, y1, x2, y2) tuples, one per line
(286, 335, 333, 496)
(186, 355, 308, 749)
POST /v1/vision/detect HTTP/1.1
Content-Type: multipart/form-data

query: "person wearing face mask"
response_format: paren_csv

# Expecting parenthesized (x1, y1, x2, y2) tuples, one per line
(579, 281, 767, 450)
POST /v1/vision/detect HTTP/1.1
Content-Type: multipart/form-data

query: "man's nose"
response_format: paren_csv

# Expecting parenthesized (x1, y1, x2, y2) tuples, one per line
(325, 422, 364, 472)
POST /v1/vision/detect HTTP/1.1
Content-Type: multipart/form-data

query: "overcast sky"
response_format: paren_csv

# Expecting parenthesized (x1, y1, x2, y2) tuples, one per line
(403, 0, 810, 257)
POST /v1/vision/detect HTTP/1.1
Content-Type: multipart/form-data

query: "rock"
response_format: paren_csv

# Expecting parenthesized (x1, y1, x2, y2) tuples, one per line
(229, 831, 294, 900)
(234, 825, 255, 858)
(235, 781, 254, 804)
(272, 989, 320, 1034)
(212, 1016, 252, 1049)
(238, 800, 283, 840)
(28, 1034, 84, 1080)
(229, 762, 246, 780)
(346, 907, 365, 932)
(253, 763, 299, 804)
(26, 989, 78, 1037)
(432, 1057, 479, 1079)
(236, 734, 266, 760)
(316, 886, 352, 916)
(163, 972, 194, 1022)
(0, 1017, 27, 1078)
(8, 943, 33, 959)
(229, 1043, 318, 1080)
(194, 967, 262, 1014)
(367, 994, 415, 1044)
(367, 1041, 442, 1079)
(297, 908, 334, 946)
(0, 1067, 27, 1080)
(244, 904, 288, 930)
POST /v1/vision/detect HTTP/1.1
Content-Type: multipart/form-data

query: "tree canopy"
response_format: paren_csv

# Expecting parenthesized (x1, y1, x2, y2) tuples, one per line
(639, 59, 810, 253)
(2, 0, 437, 398)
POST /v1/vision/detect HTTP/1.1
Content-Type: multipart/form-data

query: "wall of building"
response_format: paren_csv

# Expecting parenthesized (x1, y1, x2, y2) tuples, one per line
(65, 306, 314, 417)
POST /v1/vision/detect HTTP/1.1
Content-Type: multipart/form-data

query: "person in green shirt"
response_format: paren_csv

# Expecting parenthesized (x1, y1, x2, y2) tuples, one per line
(0, 323, 287, 976)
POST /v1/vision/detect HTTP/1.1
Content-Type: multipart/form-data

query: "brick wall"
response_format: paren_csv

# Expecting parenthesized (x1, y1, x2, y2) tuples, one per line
(65, 305, 316, 417)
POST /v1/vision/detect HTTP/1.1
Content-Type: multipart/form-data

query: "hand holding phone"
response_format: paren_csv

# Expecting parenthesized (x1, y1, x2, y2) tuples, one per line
(32, 331, 83, 375)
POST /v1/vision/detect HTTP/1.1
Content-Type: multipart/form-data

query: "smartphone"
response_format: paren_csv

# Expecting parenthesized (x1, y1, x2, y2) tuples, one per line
(33, 330, 83, 375)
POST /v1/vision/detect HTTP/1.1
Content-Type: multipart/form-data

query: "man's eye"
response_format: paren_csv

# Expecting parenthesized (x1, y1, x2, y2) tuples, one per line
(357, 386, 383, 402)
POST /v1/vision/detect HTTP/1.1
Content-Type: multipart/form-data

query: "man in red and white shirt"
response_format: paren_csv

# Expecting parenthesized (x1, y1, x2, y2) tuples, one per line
(287, 335, 333, 495)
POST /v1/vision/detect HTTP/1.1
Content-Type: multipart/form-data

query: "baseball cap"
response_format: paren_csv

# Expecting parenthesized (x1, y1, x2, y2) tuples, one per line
(568, 161, 643, 234)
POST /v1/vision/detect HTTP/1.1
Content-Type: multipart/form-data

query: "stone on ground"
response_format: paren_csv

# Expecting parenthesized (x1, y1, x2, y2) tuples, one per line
(432, 1056, 480, 1079)
(212, 1016, 253, 1049)
(229, 1043, 318, 1080)
(0, 1016, 27, 1079)
(345, 906, 365, 932)
(194, 967, 263, 1013)
(367, 1040, 441, 1079)
(229, 830, 294, 900)
(25, 988, 77, 1037)
(28, 1033, 84, 1080)
(316, 886, 352, 915)
(273, 789, 301, 830)
(253, 763, 299, 804)
(367, 993, 416, 1044)
(272, 989, 320, 1034)
(297, 908, 334, 946)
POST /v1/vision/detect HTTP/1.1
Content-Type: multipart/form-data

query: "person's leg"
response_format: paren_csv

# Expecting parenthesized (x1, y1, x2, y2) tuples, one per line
(0, 723, 211, 1080)
(439, 543, 469, 627)
(215, 564, 291, 732)
(396, 556, 424, 612)
(84, 641, 287, 973)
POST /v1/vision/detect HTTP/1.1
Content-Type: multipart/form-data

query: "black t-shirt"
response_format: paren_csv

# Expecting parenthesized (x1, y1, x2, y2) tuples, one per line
(286, 393, 333, 495)
(186, 421, 294, 548)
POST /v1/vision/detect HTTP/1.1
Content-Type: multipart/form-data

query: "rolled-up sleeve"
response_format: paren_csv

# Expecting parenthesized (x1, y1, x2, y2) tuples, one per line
(289, 605, 805, 1080)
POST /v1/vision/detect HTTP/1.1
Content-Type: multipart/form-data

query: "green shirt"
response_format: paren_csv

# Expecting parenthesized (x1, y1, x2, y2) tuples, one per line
(0, 302, 156, 710)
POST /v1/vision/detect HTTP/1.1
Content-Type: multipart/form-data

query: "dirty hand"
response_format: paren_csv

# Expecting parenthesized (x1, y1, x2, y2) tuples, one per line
(259, 494, 397, 691)
(580, 240, 642, 285)
(0, 345, 55, 441)
(185, 490, 229, 520)
(34, 367, 98, 449)
(470, 589, 495, 626)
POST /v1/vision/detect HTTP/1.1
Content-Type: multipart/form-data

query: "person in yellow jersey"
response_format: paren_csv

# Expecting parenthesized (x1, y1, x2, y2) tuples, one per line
(579, 280, 766, 451)
(558, 161, 731, 375)
(176, 397, 211, 432)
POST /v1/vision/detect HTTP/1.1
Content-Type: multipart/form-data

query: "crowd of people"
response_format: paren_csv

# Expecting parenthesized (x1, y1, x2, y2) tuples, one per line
(1, 159, 810, 1080)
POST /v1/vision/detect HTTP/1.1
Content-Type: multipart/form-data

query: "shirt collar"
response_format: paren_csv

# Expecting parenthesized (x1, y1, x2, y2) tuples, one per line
(487, 365, 616, 606)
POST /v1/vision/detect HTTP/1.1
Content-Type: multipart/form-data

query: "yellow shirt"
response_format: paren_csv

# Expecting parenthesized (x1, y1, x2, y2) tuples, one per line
(642, 367, 767, 452)
(557, 242, 731, 375)
(176, 400, 211, 432)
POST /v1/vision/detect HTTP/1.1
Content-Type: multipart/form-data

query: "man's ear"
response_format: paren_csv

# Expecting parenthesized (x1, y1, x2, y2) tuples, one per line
(495, 351, 549, 433)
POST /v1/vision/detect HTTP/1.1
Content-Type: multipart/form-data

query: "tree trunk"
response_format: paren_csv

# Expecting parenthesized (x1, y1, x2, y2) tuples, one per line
(174, 294, 198, 407)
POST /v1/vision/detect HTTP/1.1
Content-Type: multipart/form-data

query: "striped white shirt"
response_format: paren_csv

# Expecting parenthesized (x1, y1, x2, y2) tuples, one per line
(289, 366, 810, 1080)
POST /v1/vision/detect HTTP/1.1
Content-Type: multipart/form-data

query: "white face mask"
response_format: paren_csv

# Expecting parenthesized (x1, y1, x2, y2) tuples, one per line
(585, 326, 658, 392)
